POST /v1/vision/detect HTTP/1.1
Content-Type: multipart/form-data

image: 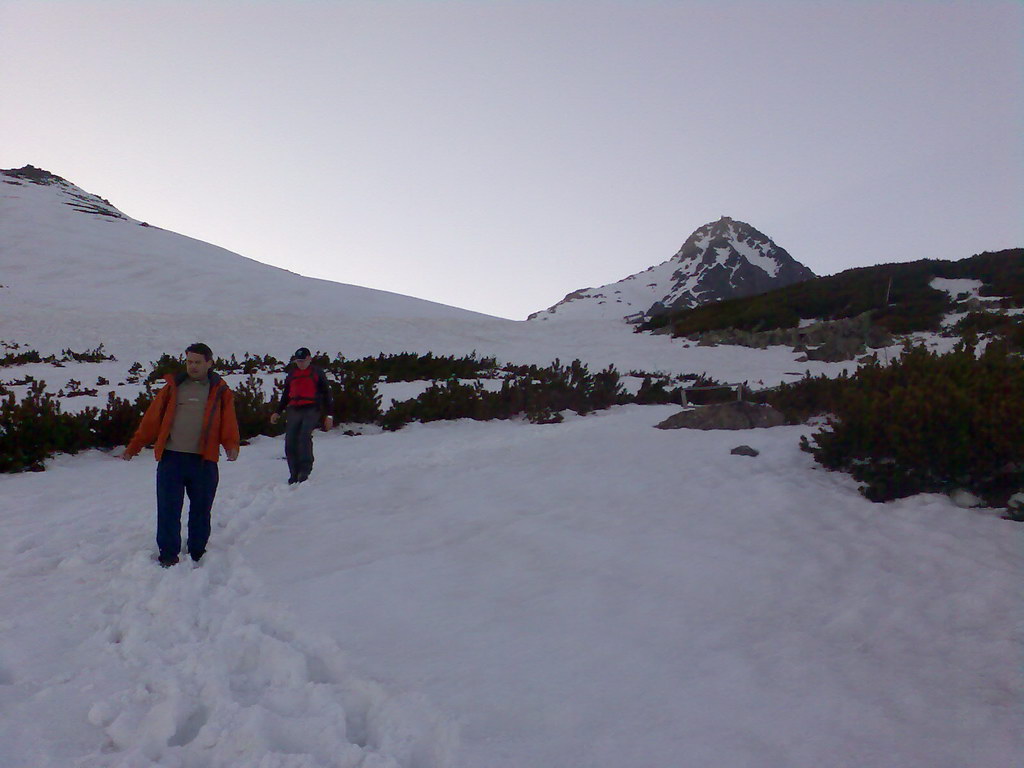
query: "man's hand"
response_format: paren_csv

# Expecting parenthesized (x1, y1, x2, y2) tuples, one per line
(323, 416, 333, 431)
(121, 449, 134, 461)
(270, 412, 281, 425)
(226, 448, 239, 461)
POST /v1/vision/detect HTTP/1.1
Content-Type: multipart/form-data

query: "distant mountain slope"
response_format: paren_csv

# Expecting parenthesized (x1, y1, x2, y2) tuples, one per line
(0, 166, 494, 321)
(639, 249, 1024, 338)
(529, 216, 816, 322)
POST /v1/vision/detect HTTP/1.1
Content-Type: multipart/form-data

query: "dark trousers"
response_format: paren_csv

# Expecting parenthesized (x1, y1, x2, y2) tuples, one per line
(156, 450, 219, 558)
(285, 406, 320, 479)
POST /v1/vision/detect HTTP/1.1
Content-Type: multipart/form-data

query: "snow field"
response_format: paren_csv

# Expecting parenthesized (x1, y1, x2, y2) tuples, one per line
(237, 406, 1021, 767)
(0, 449, 457, 768)
(1, 378, 1021, 766)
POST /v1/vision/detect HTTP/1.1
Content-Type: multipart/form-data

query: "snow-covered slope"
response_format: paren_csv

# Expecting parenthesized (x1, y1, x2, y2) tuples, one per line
(530, 216, 816, 322)
(1, 167, 852, 384)
(0, 166, 524, 361)
(0, 166, 491, 321)
(2, 168, 1021, 768)
(1, 407, 1020, 767)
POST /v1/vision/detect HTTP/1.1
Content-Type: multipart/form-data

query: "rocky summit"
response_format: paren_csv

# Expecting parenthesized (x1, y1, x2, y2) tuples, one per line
(530, 216, 816, 323)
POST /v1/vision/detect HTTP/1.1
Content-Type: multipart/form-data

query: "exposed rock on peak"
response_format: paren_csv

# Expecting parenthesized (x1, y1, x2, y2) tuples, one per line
(2, 165, 66, 184)
(2, 165, 129, 221)
(530, 217, 815, 323)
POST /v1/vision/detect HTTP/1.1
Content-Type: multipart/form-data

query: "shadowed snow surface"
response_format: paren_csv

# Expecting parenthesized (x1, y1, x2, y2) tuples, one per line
(1, 407, 1020, 767)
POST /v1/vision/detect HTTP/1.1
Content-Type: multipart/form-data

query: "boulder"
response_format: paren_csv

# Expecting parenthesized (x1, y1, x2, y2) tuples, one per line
(655, 401, 786, 430)
(949, 489, 983, 508)
(1005, 492, 1024, 522)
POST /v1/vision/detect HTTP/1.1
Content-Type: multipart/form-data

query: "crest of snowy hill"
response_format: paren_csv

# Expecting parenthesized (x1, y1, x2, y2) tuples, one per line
(530, 216, 816, 323)
(0, 165, 493, 322)
(0, 165, 531, 362)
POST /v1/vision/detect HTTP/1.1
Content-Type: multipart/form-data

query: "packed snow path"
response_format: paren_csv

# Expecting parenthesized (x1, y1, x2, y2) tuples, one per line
(0, 452, 456, 767)
(1, 405, 1021, 767)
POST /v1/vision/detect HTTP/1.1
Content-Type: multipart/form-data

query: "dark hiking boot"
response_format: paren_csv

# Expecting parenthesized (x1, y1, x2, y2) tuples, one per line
(158, 553, 179, 568)
(189, 550, 205, 563)
(288, 475, 298, 485)
(296, 470, 310, 483)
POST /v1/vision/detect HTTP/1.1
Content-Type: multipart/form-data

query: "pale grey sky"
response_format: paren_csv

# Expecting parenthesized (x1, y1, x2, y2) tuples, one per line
(2, 1, 1021, 319)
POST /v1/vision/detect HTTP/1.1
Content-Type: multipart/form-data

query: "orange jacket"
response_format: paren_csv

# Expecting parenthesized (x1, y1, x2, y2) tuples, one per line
(125, 373, 241, 462)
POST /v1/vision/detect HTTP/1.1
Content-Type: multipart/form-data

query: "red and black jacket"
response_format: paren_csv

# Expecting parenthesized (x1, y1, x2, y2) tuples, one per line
(277, 365, 333, 415)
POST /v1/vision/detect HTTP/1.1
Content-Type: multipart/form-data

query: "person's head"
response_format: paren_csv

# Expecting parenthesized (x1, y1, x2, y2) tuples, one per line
(185, 342, 214, 381)
(292, 347, 312, 370)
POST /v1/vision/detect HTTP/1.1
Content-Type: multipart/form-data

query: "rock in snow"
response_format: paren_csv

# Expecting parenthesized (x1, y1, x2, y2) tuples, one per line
(730, 444, 760, 457)
(655, 401, 787, 430)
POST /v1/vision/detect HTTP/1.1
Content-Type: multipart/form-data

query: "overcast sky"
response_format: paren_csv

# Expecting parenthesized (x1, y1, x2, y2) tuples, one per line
(2, 1, 1021, 319)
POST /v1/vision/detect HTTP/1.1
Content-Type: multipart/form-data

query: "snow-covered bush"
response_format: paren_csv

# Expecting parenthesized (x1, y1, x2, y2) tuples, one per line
(952, 312, 1024, 352)
(801, 341, 1024, 504)
(60, 344, 115, 363)
(381, 359, 627, 431)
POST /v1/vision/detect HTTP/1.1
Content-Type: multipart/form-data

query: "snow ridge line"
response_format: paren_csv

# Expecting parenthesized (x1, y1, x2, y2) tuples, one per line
(82, 466, 459, 768)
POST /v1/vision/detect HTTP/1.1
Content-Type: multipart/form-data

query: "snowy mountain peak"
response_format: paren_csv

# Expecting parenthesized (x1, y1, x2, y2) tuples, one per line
(530, 217, 815, 322)
(2, 165, 131, 221)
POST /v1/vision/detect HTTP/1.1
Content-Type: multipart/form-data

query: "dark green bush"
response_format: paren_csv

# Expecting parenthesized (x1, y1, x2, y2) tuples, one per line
(634, 377, 681, 405)
(146, 353, 184, 384)
(216, 353, 284, 375)
(84, 390, 151, 449)
(328, 372, 382, 425)
(760, 371, 852, 423)
(641, 249, 1022, 339)
(61, 344, 116, 363)
(381, 360, 628, 431)
(1, 347, 43, 367)
(801, 342, 1024, 504)
(0, 382, 91, 471)
(314, 351, 498, 383)
(233, 374, 284, 441)
(952, 312, 1024, 352)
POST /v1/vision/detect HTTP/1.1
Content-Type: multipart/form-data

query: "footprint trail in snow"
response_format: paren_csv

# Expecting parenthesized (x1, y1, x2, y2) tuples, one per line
(0, 448, 458, 768)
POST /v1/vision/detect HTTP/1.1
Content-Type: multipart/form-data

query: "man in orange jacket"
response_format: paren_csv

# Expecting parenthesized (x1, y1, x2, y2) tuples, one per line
(123, 343, 240, 567)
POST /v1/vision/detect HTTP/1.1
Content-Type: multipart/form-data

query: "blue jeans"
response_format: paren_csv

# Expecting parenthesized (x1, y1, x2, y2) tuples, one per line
(285, 406, 320, 479)
(156, 450, 219, 558)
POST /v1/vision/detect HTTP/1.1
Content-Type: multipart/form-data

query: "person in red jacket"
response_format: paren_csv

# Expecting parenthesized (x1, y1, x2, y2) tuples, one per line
(123, 343, 240, 567)
(270, 347, 333, 484)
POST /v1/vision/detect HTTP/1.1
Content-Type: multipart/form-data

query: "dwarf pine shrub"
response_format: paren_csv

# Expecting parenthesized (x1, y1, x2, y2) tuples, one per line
(146, 353, 185, 384)
(233, 374, 284, 440)
(380, 360, 628, 431)
(1, 347, 43, 367)
(60, 344, 115, 363)
(760, 371, 852, 423)
(328, 373, 382, 425)
(801, 341, 1024, 504)
(0, 382, 90, 471)
(84, 390, 151, 449)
